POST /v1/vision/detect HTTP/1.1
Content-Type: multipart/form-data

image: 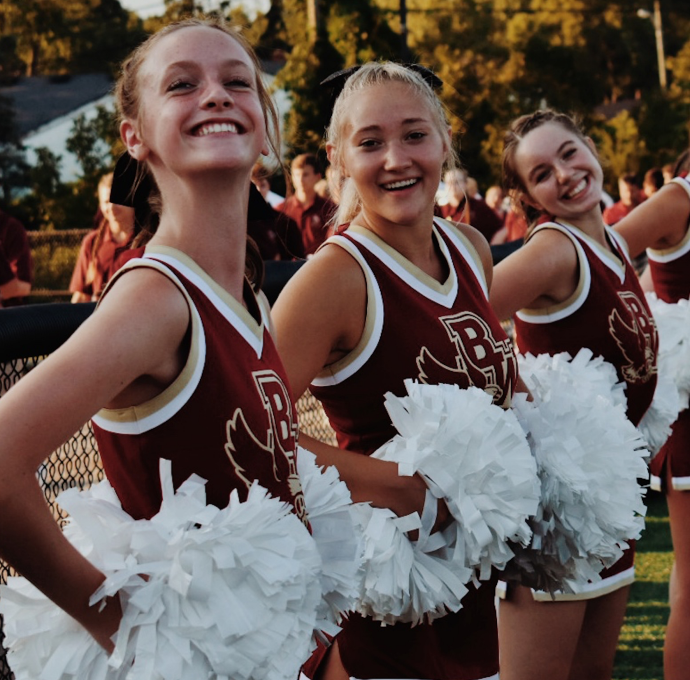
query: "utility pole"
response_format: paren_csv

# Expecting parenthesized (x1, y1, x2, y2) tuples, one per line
(652, 0, 667, 90)
(307, 0, 321, 44)
(638, 1, 666, 91)
(400, 0, 410, 62)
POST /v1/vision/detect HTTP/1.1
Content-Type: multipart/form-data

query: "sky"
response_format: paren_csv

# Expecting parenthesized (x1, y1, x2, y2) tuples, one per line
(118, 0, 270, 19)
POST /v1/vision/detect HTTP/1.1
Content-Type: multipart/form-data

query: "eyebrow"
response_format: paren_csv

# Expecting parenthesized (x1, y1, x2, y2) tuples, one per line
(161, 58, 254, 77)
(527, 140, 573, 182)
(352, 117, 430, 135)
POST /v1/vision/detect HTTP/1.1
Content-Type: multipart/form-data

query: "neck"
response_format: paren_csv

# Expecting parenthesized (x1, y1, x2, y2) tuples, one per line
(148, 170, 251, 300)
(353, 207, 444, 280)
(296, 189, 315, 207)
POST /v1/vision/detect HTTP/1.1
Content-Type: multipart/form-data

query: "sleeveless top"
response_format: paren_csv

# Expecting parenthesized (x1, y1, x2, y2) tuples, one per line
(92, 246, 306, 523)
(309, 219, 517, 680)
(513, 222, 658, 426)
(647, 176, 690, 304)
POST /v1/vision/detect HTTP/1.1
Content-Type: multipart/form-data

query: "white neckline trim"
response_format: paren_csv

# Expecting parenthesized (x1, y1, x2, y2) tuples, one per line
(347, 225, 459, 308)
(145, 249, 264, 359)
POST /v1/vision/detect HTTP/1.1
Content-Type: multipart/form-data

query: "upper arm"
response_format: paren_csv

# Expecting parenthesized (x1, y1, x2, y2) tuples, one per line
(614, 182, 690, 256)
(489, 229, 579, 321)
(0, 267, 190, 475)
(271, 243, 367, 399)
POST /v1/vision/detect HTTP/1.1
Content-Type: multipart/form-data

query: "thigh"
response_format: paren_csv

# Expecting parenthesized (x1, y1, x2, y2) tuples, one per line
(568, 585, 631, 680)
(666, 482, 690, 601)
(498, 584, 586, 680)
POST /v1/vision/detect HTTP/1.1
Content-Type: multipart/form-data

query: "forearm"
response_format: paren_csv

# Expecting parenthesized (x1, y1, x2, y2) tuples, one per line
(299, 432, 436, 522)
(0, 471, 120, 650)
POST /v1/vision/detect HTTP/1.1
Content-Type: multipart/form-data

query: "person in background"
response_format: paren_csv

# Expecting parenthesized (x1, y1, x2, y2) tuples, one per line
(277, 153, 337, 256)
(0, 207, 32, 307)
(602, 173, 643, 226)
(249, 163, 305, 260)
(485, 185, 507, 225)
(70, 173, 135, 302)
(437, 168, 504, 243)
(643, 167, 665, 199)
(663, 162, 675, 185)
(251, 160, 284, 207)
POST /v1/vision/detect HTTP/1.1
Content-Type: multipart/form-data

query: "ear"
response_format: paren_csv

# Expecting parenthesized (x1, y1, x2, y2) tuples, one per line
(326, 143, 348, 177)
(120, 119, 149, 162)
(444, 125, 453, 156)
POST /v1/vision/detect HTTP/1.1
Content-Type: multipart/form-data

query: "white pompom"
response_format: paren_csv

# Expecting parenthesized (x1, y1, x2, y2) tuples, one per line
(348, 500, 471, 626)
(647, 293, 690, 408)
(509, 350, 649, 594)
(296, 446, 362, 636)
(348, 380, 539, 625)
(638, 371, 683, 457)
(0, 461, 323, 680)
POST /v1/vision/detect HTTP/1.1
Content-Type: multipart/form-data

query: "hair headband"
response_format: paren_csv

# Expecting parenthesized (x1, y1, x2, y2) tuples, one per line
(320, 63, 443, 115)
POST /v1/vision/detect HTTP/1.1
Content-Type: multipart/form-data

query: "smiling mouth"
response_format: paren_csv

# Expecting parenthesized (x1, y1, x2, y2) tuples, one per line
(195, 122, 241, 136)
(382, 178, 418, 191)
(563, 177, 587, 200)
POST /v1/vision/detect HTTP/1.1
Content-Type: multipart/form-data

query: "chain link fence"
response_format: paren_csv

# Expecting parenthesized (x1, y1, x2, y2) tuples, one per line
(0, 301, 336, 680)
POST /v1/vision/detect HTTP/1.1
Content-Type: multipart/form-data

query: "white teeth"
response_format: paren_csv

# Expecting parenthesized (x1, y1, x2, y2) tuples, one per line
(384, 178, 417, 190)
(565, 178, 587, 199)
(197, 122, 238, 136)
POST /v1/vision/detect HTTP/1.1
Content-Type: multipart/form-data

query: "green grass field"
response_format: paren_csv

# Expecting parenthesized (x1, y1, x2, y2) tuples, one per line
(613, 490, 672, 680)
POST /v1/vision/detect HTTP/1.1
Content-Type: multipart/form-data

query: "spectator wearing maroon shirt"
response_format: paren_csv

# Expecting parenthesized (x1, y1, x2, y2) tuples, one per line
(602, 173, 644, 225)
(277, 154, 337, 256)
(70, 173, 135, 303)
(0, 208, 33, 307)
(437, 168, 503, 242)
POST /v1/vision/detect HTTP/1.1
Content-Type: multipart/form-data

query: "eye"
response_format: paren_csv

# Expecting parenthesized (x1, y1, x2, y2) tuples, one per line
(407, 131, 427, 141)
(563, 147, 576, 159)
(167, 79, 193, 92)
(358, 138, 380, 149)
(535, 169, 550, 184)
(226, 76, 253, 89)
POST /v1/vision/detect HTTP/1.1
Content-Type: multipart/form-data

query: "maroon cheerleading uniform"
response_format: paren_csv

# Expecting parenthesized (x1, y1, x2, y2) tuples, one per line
(513, 221, 658, 600)
(91, 245, 306, 523)
(647, 177, 690, 492)
(308, 219, 517, 680)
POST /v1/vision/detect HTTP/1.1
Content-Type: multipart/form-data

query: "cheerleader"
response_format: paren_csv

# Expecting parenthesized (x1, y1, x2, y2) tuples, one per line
(614, 164, 690, 680)
(0, 16, 311, 668)
(489, 109, 659, 680)
(272, 62, 523, 680)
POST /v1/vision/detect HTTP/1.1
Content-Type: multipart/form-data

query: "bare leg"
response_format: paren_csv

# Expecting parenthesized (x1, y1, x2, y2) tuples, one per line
(663, 478, 690, 680)
(567, 585, 631, 680)
(498, 584, 586, 680)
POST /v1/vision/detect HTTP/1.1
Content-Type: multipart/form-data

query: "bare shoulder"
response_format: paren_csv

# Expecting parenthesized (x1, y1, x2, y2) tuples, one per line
(274, 241, 366, 321)
(490, 225, 579, 320)
(272, 240, 367, 397)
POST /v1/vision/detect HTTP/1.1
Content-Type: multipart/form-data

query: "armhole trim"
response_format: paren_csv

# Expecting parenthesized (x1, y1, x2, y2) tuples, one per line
(515, 223, 591, 324)
(311, 236, 384, 387)
(92, 259, 206, 434)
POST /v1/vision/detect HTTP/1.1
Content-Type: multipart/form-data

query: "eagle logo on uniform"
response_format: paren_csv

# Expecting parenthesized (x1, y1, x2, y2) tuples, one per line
(608, 291, 658, 384)
(224, 370, 306, 522)
(416, 311, 516, 405)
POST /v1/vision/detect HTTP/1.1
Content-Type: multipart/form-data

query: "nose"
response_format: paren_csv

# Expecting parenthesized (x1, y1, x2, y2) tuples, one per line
(384, 142, 412, 171)
(201, 81, 232, 109)
(554, 162, 570, 184)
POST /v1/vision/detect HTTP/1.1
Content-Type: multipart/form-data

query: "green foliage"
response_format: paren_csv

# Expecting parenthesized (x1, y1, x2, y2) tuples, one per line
(31, 241, 81, 290)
